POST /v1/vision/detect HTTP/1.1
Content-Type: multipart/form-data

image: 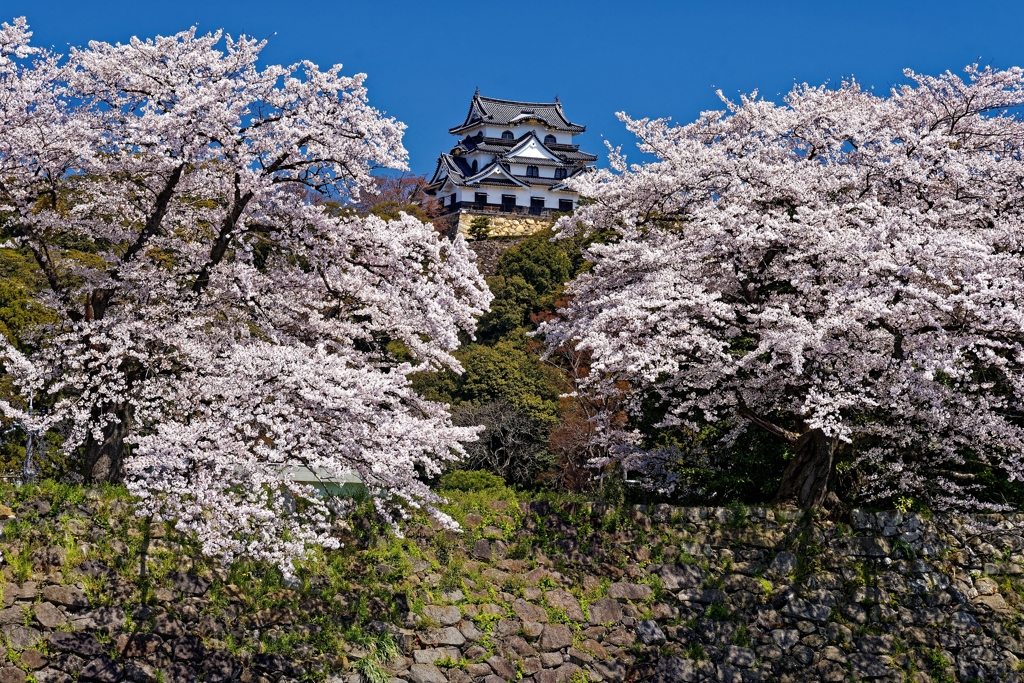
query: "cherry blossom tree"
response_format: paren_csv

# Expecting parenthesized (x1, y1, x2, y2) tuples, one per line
(544, 66, 1024, 510)
(0, 18, 491, 568)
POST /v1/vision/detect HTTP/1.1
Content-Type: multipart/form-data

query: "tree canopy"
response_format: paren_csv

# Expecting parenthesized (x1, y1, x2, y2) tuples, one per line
(545, 66, 1024, 511)
(0, 18, 490, 571)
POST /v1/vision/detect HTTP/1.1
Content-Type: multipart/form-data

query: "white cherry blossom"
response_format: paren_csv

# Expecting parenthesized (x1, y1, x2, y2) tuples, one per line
(0, 19, 491, 570)
(545, 66, 1024, 510)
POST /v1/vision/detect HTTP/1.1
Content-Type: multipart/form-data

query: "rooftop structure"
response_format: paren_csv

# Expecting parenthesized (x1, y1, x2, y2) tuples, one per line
(426, 92, 596, 238)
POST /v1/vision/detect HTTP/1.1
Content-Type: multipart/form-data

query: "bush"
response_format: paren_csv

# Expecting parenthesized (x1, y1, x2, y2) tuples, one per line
(495, 230, 572, 299)
(468, 216, 491, 241)
(439, 470, 506, 492)
(451, 400, 553, 488)
(412, 341, 561, 425)
(476, 276, 537, 341)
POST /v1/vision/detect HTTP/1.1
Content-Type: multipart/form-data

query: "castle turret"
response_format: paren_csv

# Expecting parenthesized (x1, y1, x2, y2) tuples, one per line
(425, 92, 596, 238)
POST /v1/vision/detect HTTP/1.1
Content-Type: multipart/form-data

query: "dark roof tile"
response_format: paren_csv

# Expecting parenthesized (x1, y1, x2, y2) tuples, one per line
(450, 94, 586, 134)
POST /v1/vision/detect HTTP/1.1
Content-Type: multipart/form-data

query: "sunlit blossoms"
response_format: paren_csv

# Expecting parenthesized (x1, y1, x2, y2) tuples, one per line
(0, 18, 491, 569)
(545, 66, 1024, 510)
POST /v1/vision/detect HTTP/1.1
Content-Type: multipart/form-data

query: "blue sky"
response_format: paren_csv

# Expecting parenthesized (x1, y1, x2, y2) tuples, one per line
(7, 1, 1024, 176)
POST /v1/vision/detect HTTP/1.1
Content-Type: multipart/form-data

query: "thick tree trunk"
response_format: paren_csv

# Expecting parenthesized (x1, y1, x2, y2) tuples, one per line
(773, 429, 837, 509)
(83, 403, 132, 484)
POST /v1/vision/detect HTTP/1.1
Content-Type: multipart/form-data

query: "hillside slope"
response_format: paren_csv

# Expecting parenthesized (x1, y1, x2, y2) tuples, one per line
(0, 484, 1020, 683)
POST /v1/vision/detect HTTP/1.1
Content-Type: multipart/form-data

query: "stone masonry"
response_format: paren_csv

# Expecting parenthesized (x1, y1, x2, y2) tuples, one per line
(440, 212, 555, 240)
(5, 492, 1024, 683)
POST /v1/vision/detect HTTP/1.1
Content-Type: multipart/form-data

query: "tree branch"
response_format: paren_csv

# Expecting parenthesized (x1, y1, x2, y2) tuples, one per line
(121, 163, 186, 265)
(737, 405, 801, 443)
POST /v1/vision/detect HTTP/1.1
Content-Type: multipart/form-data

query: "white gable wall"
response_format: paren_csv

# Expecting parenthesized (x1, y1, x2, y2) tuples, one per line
(506, 137, 563, 160)
(453, 185, 573, 209)
(460, 124, 574, 145)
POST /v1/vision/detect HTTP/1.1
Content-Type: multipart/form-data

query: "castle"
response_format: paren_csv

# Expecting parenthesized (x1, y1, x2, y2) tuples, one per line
(425, 91, 596, 238)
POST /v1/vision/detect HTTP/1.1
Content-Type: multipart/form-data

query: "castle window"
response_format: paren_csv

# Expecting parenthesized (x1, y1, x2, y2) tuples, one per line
(475, 192, 487, 205)
(501, 130, 514, 140)
(559, 199, 573, 212)
(544, 134, 556, 144)
(501, 194, 517, 212)
(526, 165, 539, 178)
(530, 197, 545, 215)
(554, 168, 567, 179)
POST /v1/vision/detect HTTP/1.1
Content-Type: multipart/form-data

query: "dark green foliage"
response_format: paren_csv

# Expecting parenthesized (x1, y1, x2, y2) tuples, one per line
(438, 469, 506, 492)
(674, 425, 792, 505)
(705, 602, 731, 620)
(412, 230, 582, 488)
(476, 230, 577, 343)
(468, 216, 491, 241)
(476, 275, 537, 341)
(412, 340, 561, 425)
(495, 231, 571, 299)
(0, 248, 55, 350)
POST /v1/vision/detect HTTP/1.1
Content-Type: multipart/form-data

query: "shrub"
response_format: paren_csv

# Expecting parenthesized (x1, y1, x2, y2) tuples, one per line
(414, 342, 561, 425)
(451, 401, 553, 487)
(468, 216, 491, 241)
(476, 276, 537, 341)
(439, 470, 506, 492)
(495, 230, 572, 299)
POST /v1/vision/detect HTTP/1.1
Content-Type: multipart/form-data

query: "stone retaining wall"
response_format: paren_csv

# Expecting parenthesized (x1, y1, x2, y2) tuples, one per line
(373, 503, 1024, 683)
(442, 212, 555, 239)
(4, 492, 1024, 683)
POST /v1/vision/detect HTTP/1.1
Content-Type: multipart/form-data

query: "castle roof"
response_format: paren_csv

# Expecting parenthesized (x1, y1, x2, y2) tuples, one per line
(427, 151, 590, 194)
(449, 93, 586, 135)
(451, 131, 597, 165)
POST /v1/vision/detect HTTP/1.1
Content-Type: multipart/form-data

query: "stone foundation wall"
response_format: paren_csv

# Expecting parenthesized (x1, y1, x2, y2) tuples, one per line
(467, 238, 527, 277)
(376, 503, 1024, 683)
(6, 489, 1024, 683)
(452, 212, 555, 239)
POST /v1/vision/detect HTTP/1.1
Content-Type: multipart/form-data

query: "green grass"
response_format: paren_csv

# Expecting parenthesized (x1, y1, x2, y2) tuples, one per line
(705, 602, 730, 621)
(686, 642, 705, 660)
(923, 648, 955, 683)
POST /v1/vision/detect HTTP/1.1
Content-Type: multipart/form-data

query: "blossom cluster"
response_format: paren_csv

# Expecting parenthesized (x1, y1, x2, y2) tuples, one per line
(545, 66, 1024, 508)
(0, 19, 491, 570)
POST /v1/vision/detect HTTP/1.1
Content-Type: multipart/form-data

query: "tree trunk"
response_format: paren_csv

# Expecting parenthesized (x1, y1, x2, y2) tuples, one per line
(83, 403, 131, 484)
(773, 429, 837, 509)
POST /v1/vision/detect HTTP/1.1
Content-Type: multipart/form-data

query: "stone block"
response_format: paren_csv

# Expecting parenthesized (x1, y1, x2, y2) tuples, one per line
(3, 625, 41, 650)
(769, 551, 798, 577)
(850, 654, 891, 679)
(41, 586, 88, 608)
(780, 598, 831, 622)
(512, 598, 547, 623)
(486, 656, 516, 681)
(726, 645, 755, 667)
(635, 620, 665, 646)
(655, 563, 705, 591)
(607, 583, 652, 601)
(33, 602, 66, 629)
(544, 590, 585, 621)
(771, 629, 800, 650)
(407, 663, 446, 683)
(676, 588, 727, 604)
(419, 627, 465, 647)
(539, 624, 573, 651)
(79, 656, 123, 683)
(422, 605, 461, 626)
(856, 634, 897, 655)
(830, 536, 891, 557)
(0, 667, 25, 683)
(588, 598, 622, 625)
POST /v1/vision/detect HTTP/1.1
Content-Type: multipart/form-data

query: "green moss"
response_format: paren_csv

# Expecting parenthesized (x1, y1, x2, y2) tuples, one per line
(439, 470, 507, 493)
